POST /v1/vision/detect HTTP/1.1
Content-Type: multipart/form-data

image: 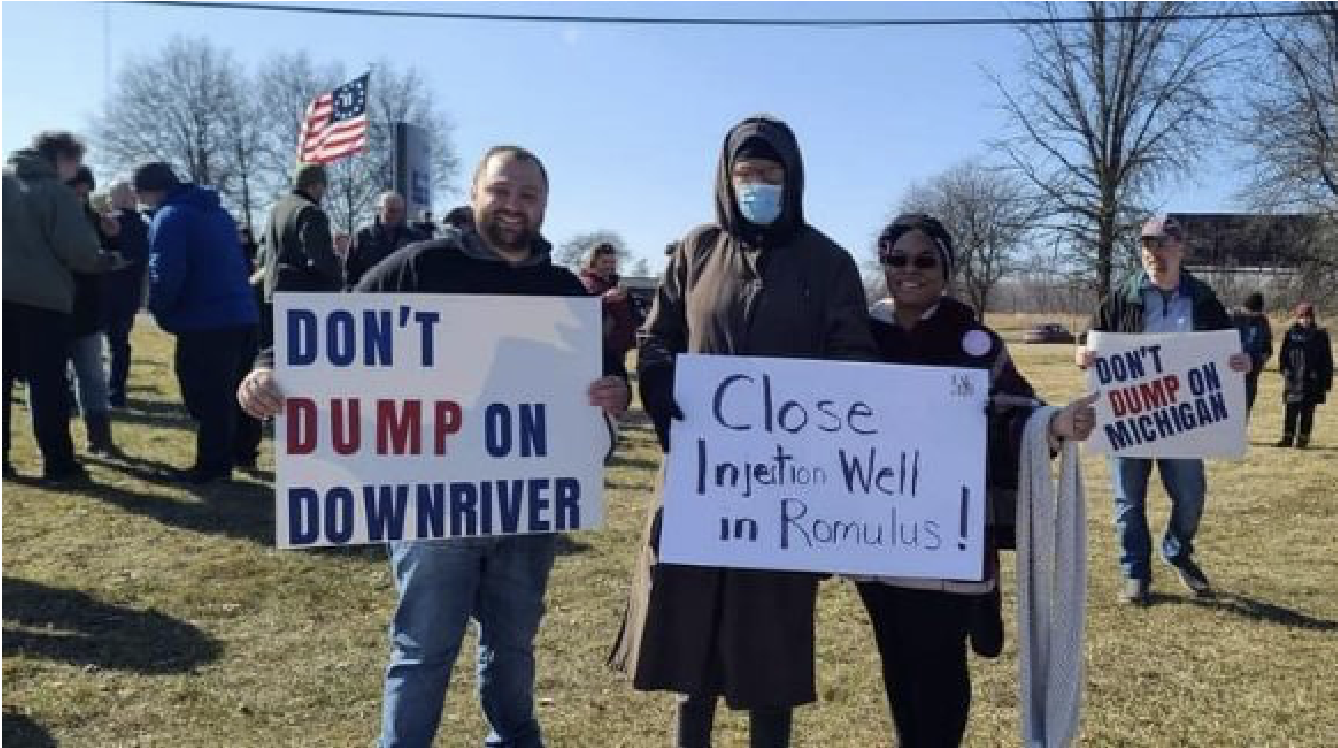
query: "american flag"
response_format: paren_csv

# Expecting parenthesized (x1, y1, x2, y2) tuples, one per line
(297, 73, 369, 164)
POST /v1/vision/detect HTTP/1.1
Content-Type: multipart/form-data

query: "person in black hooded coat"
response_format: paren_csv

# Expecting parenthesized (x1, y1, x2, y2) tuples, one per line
(1277, 302, 1332, 448)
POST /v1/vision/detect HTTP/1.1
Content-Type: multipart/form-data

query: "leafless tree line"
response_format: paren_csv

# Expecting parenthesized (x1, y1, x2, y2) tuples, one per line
(870, 2, 1338, 317)
(93, 38, 460, 234)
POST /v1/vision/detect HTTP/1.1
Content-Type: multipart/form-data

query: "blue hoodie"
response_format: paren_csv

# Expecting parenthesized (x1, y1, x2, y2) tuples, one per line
(147, 184, 258, 332)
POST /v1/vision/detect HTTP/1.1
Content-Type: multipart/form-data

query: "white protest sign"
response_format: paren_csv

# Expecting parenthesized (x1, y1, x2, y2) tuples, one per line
(272, 293, 604, 549)
(1085, 330, 1246, 459)
(660, 354, 989, 580)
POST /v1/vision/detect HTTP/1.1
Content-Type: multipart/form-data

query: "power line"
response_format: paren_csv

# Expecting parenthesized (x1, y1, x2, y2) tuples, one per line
(129, 1, 1332, 28)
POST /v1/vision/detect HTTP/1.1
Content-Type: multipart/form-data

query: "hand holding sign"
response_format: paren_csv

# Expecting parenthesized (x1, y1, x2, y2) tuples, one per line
(239, 368, 284, 420)
(1050, 391, 1100, 442)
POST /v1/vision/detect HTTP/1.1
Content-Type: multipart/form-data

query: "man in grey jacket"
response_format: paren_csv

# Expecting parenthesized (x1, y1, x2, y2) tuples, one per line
(3, 131, 119, 482)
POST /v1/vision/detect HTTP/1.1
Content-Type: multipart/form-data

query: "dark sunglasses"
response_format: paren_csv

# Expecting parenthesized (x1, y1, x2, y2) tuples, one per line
(880, 253, 940, 270)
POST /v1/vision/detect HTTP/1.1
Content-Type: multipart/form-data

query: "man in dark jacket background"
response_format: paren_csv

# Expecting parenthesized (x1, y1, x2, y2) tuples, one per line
(258, 163, 339, 348)
(67, 166, 125, 457)
(135, 162, 259, 483)
(1232, 291, 1273, 416)
(1078, 215, 1251, 606)
(103, 181, 151, 409)
(3, 131, 117, 482)
(343, 190, 423, 288)
(578, 242, 639, 381)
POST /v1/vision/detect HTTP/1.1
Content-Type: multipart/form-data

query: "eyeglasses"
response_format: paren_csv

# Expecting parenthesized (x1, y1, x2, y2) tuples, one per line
(880, 253, 940, 270)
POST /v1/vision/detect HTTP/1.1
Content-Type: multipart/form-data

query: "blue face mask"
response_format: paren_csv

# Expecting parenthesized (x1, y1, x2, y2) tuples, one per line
(736, 183, 783, 226)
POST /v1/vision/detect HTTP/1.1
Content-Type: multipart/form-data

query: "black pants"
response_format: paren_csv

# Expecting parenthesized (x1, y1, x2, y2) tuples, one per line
(674, 694, 792, 748)
(857, 583, 973, 748)
(1244, 371, 1261, 416)
(232, 325, 263, 465)
(105, 312, 136, 405)
(3, 302, 77, 474)
(174, 325, 255, 475)
(1283, 402, 1317, 441)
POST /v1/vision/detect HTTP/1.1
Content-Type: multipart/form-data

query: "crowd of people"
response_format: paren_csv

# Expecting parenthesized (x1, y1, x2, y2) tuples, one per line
(2, 118, 1331, 748)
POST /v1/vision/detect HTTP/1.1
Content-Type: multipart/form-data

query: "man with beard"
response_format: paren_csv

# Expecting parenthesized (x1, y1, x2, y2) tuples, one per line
(237, 145, 630, 748)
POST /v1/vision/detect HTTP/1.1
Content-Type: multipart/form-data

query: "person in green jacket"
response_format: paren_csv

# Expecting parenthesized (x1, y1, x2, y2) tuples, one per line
(3, 131, 120, 482)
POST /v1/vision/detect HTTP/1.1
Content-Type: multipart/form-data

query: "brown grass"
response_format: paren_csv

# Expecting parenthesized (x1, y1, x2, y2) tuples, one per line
(4, 319, 1336, 747)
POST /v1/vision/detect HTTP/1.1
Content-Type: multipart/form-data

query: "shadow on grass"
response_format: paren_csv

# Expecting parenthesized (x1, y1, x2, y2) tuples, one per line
(1, 711, 56, 748)
(2, 577, 221, 673)
(1157, 591, 1338, 631)
(59, 471, 275, 546)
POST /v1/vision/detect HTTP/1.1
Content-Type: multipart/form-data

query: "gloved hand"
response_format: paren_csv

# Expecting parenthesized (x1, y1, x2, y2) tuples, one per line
(639, 364, 683, 452)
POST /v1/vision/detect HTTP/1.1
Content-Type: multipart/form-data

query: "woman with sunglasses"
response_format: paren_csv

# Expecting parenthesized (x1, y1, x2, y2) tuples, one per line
(857, 213, 1096, 747)
(1277, 302, 1332, 449)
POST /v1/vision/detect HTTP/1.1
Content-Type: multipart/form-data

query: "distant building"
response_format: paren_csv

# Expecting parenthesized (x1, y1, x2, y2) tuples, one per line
(1175, 213, 1320, 272)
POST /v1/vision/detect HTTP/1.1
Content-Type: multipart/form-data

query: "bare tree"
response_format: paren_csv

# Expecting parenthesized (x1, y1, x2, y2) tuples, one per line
(253, 51, 344, 203)
(898, 159, 1040, 320)
(94, 36, 249, 200)
(992, 2, 1235, 296)
(1239, 3, 1338, 216)
(556, 230, 628, 269)
(252, 56, 460, 235)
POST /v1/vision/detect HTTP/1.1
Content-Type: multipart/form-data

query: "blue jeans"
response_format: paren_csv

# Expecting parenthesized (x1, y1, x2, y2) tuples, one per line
(69, 333, 111, 417)
(1108, 457, 1206, 581)
(379, 534, 557, 748)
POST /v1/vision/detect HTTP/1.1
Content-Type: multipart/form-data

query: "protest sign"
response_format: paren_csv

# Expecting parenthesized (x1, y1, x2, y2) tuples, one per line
(660, 354, 989, 580)
(272, 293, 604, 548)
(1085, 330, 1246, 459)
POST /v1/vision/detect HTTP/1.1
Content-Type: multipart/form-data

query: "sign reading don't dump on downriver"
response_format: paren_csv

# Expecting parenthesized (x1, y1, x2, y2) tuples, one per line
(271, 293, 604, 549)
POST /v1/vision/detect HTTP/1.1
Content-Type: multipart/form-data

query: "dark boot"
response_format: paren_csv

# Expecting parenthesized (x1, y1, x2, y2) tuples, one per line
(969, 584, 1005, 658)
(86, 412, 123, 458)
(1275, 434, 1294, 447)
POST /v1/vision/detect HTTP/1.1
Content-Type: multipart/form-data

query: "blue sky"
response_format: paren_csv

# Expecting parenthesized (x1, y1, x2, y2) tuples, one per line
(2, 1, 1248, 272)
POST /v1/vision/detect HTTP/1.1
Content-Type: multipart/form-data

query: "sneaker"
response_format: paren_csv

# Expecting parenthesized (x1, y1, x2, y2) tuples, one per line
(1172, 559, 1212, 596)
(1296, 437, 1310, 450)
(1118, 579, 1150, 606)
(1275, 436, 1295, 447)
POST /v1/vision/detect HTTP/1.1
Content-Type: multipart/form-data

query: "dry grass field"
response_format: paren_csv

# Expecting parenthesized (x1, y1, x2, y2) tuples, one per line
(4, 314, 1336, 747)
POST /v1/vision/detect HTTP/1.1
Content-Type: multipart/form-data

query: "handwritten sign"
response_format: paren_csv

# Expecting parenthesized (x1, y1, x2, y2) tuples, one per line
(1085, 330, 1246, 459)
(660, 355, 989, 580)
(272, 293, 604, 548)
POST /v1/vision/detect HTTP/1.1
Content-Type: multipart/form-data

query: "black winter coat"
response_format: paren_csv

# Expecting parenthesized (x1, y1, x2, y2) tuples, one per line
(1280, 324, 1333, 406)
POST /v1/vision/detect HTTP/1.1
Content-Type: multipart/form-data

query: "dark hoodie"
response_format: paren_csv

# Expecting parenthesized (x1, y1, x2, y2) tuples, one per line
(147, 184, 258, 333)
(614, 116, 875, 710)
(638, 115, 875, 447)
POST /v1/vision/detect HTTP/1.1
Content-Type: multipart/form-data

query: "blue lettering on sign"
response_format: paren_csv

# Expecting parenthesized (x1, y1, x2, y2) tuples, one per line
(288, 487, 321, 544)
(287, 310, 318, 366)
(324, 487, 355, 544)
(364, 484, 409, 542)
